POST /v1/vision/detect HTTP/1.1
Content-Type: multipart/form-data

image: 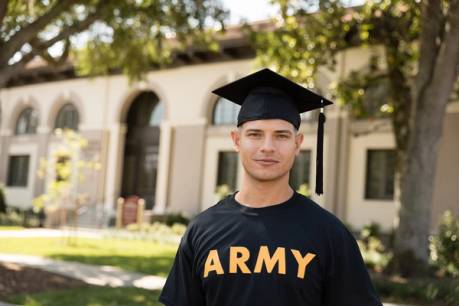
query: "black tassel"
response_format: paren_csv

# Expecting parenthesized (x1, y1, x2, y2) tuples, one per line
(315, 110, 326, 195)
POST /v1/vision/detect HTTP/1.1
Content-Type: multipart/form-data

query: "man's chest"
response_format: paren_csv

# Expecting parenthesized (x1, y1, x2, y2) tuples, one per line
(192, 219, 329, 292)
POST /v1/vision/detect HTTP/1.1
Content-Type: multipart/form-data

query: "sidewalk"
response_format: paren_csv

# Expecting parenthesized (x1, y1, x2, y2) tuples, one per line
(0, 228, 104, 239)
(0, 253, 166, 290)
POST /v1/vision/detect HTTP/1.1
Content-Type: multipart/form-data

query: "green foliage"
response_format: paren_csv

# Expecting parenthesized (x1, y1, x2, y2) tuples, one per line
(357, 222, 392, 272)
(0, 207, 41, 227)
(2, 0, 228, 84)
(296, 183, 311, 197)
(372, 275, 459, 306)
(429, 210, 459, 277)
(215, 184, 233, 200)
(33, 129, 101, 217)
(249, 0, 421, 118)
(150, 212, 190, 226)
(126, 221, 186, 236)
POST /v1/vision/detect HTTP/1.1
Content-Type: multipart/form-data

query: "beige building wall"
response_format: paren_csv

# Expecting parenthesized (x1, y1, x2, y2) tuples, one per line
(0, 46, 457, 232)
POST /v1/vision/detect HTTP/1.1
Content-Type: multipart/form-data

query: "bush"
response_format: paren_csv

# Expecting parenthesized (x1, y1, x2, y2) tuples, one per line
(373, 274, 459, 305)
(358, 222, 392, 272)
(429, 210, 459, 277)
(0, 207, 41, 227)
(150, 212, 189, 226)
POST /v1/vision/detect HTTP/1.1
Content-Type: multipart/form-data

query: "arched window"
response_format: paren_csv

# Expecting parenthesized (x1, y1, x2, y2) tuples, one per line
(54, 103, 79, 131)
(212, 97, 241, 125)
(15, 107, 38, 135)
(149, 103, 164, 126)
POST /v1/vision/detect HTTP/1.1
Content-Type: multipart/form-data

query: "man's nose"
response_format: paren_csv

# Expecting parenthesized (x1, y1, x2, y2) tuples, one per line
(260, 136, 275, 152)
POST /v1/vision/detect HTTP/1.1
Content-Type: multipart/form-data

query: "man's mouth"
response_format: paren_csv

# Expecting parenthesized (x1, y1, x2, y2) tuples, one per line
(255, 159, 279, 166)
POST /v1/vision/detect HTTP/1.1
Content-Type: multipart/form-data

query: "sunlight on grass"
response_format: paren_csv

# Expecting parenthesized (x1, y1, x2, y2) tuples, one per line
(7, 287, 163, 306)
(0, 237, 178, 276)
(0, 226, 24, 231)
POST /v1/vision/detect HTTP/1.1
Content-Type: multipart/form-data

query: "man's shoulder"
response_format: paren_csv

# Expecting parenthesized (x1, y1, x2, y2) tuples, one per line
(295, 193, 352, 234)
(186, 196, 230, 229)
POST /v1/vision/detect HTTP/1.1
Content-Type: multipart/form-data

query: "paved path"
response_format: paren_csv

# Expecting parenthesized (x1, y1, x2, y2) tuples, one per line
(0, 228, 104, 239)
(0, 253, 166, 290)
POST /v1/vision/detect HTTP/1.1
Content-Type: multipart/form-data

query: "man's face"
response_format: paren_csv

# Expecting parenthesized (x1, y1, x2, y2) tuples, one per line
(230, 119, 304, 183)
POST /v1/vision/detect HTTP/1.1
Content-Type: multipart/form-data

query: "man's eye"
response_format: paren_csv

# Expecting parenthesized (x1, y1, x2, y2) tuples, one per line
(248, 133, 260, 137)
(278, 134, 289, 139)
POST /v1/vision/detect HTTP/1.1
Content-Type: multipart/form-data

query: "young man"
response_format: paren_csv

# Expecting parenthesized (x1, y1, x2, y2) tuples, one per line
(158, 68, 382, 306)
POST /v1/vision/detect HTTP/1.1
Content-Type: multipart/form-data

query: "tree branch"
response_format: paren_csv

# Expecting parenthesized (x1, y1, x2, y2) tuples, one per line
(31, 38, 71, 66)
(0, 0, 8, 28)
(0, 51, 36, 87)
(36, 11, 100, 51)
(0, 0, 77, 66)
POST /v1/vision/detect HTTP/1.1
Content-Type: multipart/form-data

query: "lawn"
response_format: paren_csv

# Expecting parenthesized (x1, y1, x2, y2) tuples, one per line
(6, 287, 163, 306)
(0, 226, 24, 230)
(0, 237, 178, 276)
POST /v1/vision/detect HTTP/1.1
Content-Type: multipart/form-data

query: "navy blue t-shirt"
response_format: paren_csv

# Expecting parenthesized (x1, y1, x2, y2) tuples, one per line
(159, 190, 382, 306)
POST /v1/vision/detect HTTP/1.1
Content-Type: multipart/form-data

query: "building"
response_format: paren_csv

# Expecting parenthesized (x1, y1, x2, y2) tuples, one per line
(0, 28, 457, 232)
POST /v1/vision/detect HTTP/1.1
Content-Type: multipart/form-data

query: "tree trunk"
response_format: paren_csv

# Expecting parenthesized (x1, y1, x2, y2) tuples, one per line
(394, 91, 446, 275)
(391, 0, 459, 277)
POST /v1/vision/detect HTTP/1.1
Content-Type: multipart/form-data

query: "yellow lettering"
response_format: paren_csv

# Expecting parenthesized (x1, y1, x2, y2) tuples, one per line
(229, 246, 251, 273)
(291, 249, 316, 279)
(254, 246, 286, 274)
(204, 249, 224, 278)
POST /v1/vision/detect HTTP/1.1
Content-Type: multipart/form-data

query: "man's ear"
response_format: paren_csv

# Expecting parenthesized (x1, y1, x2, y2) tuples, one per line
(230, 129, 240, 152)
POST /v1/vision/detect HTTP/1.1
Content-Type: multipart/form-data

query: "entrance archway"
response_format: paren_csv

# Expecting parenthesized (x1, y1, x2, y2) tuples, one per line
(121, 91, 163, 209)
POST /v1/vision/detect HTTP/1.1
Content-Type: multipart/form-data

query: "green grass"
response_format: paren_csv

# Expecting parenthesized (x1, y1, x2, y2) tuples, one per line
(0, 237, 178, 276)
(6, 286, 163, 306)
(0, 226, 24, 230)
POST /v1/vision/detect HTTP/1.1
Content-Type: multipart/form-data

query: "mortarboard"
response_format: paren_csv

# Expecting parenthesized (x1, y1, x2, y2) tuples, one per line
(211, 68, 333, 196)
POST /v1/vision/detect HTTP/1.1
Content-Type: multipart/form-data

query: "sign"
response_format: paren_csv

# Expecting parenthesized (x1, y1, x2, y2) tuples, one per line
(116, 196, 145, 228)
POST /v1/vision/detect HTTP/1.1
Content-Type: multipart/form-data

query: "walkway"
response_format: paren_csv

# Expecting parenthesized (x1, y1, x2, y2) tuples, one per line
(0, 253, 166, 290)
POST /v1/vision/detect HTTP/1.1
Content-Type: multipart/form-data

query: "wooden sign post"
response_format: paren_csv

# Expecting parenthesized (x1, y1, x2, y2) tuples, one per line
(116, 196, 145, 228)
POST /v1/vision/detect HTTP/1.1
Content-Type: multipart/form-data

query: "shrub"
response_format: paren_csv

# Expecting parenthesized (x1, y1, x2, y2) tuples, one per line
(358, 222, 392, 272)
(0, 207, 40, 227)
(150, 213, 189, 226)
(373, 275, 459, 305)
(429, 210, 459, 277)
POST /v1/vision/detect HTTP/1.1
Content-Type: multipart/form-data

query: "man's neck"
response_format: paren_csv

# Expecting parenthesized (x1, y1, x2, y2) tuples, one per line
(235, 177, 294, 208)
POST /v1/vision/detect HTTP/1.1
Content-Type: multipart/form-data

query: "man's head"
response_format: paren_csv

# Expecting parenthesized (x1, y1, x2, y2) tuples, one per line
(212, 68, 333, 195)
(230, 119, 303, 183)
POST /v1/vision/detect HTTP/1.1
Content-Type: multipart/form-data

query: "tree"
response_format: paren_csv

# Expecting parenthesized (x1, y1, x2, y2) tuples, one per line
(250, 0, 459, 275)
(33, 128, 100, 242)
(0, 0, 227, 88)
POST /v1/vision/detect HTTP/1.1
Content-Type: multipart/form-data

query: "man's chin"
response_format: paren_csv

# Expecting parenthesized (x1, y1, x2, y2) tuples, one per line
(247, 171, 285, 182)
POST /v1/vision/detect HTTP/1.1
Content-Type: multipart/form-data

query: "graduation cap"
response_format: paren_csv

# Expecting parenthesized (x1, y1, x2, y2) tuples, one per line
(211, 68, 333, 196)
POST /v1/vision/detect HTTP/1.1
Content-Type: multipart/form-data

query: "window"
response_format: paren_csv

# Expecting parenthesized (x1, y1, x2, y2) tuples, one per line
(15, 107, 38, 135)
(365, 149, 395, 200)
(7, 155, 30, 187)
(216, 151, 238, 192)
(212, 98, 241, 125)
(289, 150, 311, 191)
(149, 103, 164, 126)
(55, 103, 79, 131)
